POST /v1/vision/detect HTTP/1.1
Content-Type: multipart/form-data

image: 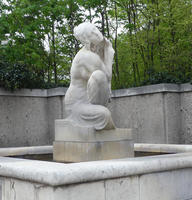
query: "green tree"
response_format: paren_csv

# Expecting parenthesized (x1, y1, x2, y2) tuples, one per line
(0, 0, 191, 90)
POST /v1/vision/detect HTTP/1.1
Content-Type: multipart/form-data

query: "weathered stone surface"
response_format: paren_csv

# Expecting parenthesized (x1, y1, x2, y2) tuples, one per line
(112, 83, 180, 98)
(0, 153, 192, 186)
(0, 178, 2, 200)
(163, 93, 181, 143)
(105, 176, 139, 200)
(0, 145, 52, 157)
(48, 96, 64, 143)
(53, 120, 133, 162)
(55, 120, 132, 142)
(0, 96, 49, 147)
(108, 93, 165, 143)
(3, 178, 37, 200)
(53, 181, 105, 200)
(181, 92, 192, 144)
(134, 143, 192, 153)
(140, 168, 192, 200)
(1, 154, 192, 199)
(53, 140, 133, 162)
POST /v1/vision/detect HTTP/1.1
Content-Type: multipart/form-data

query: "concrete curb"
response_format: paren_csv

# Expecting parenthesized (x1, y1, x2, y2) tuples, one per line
(0, 152, 192, 186)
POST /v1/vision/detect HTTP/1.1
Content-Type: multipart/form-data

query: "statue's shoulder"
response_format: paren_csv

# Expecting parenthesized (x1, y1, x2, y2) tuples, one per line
(78, 48, 96, 57)
(74, 48, 100, 64)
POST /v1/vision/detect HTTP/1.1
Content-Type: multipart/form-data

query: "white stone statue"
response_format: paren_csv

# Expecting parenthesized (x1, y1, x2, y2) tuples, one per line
(64, 22, 115, 130)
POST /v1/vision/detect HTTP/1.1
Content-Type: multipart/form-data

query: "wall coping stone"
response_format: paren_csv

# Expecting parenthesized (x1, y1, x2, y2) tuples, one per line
(0, 146, 53, 157)
(112, 83, 180, 97)
(0, 87, 68, 97)
(0, 152, 192, 186)
(47, 87, 68, 97)
(0, 83, 192, 98)
(0, 88, 48, 97)
(134, 143, 192, 153)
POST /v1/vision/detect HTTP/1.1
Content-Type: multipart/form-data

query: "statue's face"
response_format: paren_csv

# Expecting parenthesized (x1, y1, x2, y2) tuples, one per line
(88, 26, 103, 45)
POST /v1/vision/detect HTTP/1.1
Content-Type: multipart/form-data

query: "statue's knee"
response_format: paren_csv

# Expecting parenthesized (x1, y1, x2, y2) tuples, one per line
(91, 70, 107, 83)
(88, 70, 109, 105)
(101, 107, 111, 119)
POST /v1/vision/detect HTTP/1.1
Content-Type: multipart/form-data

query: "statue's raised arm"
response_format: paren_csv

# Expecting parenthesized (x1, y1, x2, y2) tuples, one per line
(64, 22, 115, 130)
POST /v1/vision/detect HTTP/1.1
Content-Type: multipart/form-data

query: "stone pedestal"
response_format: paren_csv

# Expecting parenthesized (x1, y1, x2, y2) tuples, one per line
(53, 120, 134, 162)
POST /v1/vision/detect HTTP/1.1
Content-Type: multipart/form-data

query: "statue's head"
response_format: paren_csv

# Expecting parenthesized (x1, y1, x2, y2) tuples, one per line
(74, 22, 104, 47)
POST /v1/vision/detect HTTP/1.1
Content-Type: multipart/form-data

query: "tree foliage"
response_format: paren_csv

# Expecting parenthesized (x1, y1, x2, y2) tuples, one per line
(0, 0, 192, 90)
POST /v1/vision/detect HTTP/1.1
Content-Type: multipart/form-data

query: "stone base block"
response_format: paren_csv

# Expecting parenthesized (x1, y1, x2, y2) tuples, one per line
(53, 120, 134, 162)
(53, 139, 134, 162)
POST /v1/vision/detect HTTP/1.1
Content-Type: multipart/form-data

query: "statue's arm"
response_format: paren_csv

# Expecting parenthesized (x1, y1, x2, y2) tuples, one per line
(103, 39, 114, 80)
(78, 51, 107, 80)
(77, 49, 113, 98)
(102, 39, 114, 98)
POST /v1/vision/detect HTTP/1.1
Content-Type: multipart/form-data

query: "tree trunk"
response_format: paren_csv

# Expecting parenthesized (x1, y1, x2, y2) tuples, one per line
(114, 1, 120, 81)
(51, 21, 57, 85)
(88, 6, 92, 22)
(126, 2, 137, 85)
(131, 0, 140, 84)
(100, 10, 105, 36)
(104, 0, 110, 38)
(99, 1, 105, 36)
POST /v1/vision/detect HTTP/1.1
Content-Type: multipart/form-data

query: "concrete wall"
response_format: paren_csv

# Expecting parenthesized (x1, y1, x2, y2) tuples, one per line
(1, 83, 192, 147)
(0, 96, 49, 147)
(0, 88, 66, 147)
(109, 93, 165, 143)
(108, 84, 183, 144)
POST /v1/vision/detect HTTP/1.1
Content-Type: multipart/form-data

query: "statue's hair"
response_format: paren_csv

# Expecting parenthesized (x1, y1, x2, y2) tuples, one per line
(74, 22, 98, 46)
(74, 22, 106, 60)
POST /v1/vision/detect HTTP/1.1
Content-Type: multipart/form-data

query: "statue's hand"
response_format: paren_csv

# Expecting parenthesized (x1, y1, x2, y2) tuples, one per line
(108, 90, 112, 103)
(104, 38, 111, 46)
(104, 38, 115, 60)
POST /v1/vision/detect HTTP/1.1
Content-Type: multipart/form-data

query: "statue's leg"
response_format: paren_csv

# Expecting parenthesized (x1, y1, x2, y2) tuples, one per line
(87, 70, 110, 106)
(72, 103, 115, 130)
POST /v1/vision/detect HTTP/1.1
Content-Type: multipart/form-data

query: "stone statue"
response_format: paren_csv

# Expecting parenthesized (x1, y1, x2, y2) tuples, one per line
(64, 22, 115, 130)
(54, 23, 133, 162)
